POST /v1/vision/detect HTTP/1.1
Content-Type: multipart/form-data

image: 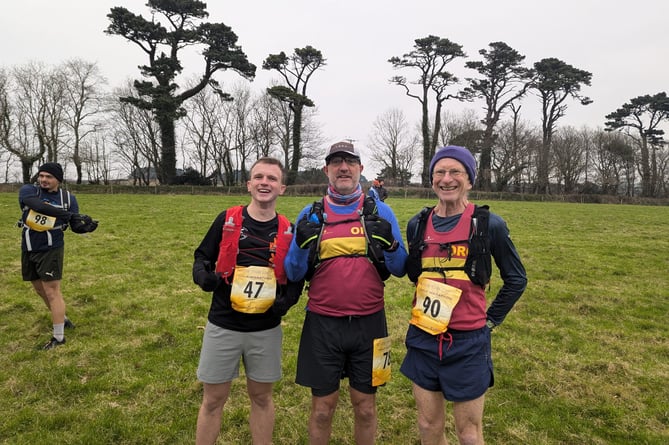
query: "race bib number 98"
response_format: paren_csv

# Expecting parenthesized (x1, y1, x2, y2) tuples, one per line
(230, 266, 277, 314)
(25, 209, 56, 232)
(410, 278, 462, 335)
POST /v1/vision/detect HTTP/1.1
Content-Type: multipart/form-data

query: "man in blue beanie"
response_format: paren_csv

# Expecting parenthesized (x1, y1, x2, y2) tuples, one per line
(428, 145, 477, 185)
(401, 145, 527, 444)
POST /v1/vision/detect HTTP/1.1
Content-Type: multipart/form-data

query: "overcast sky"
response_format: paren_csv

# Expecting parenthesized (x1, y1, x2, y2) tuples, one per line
(2, 0, 667, 177)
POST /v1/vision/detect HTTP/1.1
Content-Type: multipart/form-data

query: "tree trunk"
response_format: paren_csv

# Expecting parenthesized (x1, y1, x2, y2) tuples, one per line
(480, 124, 495, 191)
(288, 105, 303, 185)
(420, 100, 431, 187)
(158, 115, 177, 185)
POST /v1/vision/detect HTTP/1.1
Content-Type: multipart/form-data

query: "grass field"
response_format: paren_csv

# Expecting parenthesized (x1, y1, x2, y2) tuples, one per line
(0, 192, 667, 444)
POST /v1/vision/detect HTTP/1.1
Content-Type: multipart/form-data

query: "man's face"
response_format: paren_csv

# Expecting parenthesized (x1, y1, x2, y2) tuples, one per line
(431, 158, 471, 202)
(323, 156, 363, 195)
(247, 162, 286, 204)
(38, 172, 59, 192)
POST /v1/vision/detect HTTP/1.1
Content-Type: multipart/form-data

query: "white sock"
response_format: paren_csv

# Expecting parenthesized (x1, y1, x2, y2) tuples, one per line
(53, 323, 65, 341)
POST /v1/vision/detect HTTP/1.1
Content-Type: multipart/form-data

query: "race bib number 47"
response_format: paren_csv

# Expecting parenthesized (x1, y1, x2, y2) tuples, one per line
(410, 278, 462, 335)
(230, 266, 277, 314)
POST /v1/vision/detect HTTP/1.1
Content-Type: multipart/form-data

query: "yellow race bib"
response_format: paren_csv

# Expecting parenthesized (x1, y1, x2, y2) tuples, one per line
(372, 336, 391, 386)
(230, 266, 277, 314)
(25, 209, 57, 232)
(409, 277, 462, 335)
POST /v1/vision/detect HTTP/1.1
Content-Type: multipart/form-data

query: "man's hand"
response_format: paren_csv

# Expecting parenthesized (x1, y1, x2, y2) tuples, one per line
(364, 216, 396, 251)
(295, 215, 322, 249)
(194, 270, 221, 292)
(69, 214, 99, 233)
(193, 260, 222, 292)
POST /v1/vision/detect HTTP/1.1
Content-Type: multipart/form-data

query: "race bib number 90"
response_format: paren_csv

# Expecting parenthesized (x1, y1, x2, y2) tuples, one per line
(409, 278, 462, 335)
(25, 209, 56, 232)
(230, 266, 277, 314)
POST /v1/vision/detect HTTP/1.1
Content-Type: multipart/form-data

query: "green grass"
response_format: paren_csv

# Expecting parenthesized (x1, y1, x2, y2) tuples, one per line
(1, 193, 668, 444)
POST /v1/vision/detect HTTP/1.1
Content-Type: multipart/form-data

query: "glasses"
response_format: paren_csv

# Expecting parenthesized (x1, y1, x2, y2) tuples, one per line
(433, 169, 467, 179)
(328, 156, 360, 166)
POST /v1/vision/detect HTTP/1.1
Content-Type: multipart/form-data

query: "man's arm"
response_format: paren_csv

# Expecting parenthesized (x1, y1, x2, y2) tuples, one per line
(284, 206, 313, 281)
(377, 203, 408, 277)
(193, 212, 225, 291)
(19, 186, 72, 218)
(486, 213, 527, 326)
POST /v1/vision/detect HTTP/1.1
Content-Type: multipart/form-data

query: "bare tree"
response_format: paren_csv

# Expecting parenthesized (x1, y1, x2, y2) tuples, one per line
(81, 135, 113, 185)
(61, 59, 106, 184)
(1, 63, 69, 182)
(552, 126, 586, 193)
(493, 104, 537, 192)
(228, 85, 254, 182)
(368, 108, 418, 186)
(182, 85, 227, 183)
(249, 93, 281, 160)
(590, 130, 635, 195)
(438, 109, 482, 147)
(108, 84, 161, 185)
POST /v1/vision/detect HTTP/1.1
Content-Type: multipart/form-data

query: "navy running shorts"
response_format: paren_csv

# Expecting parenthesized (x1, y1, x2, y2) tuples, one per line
(400, 324, 494, 402)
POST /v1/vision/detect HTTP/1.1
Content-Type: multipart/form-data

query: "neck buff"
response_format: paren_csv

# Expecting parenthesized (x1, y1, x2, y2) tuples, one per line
(327, 184, 363, 205)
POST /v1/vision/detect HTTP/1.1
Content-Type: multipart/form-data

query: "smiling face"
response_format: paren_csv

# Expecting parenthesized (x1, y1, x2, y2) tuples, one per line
(323, 156, 364, 195)
(247, 161, 286, 205)
(431, 157, 472, 205)
(38, 171, 60, 192)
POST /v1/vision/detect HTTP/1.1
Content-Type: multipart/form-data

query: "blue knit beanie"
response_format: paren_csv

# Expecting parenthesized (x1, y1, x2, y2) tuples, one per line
(429, 145, 476, 185)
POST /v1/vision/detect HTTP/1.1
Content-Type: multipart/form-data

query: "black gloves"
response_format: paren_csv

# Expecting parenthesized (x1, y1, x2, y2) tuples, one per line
(364, 215, 397, 251)
(69, 214, 99, 233)
(295, 214, 322, 249)
(193, 261, 222, 292)
(271, 279, 305, 317)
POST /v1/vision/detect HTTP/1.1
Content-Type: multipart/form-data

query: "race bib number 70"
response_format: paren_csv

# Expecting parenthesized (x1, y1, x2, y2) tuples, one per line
(372, 336, 391, 386)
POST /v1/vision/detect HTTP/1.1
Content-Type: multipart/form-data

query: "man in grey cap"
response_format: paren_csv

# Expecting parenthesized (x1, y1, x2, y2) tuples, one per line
(285, 141, 408, 444)
(18, 162, 94, 349)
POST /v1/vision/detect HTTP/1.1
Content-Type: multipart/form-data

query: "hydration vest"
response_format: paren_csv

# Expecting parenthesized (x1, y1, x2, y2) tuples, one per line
(406, 204, 491, 287)
(215, 206, 292, 285)
(305, 196, 391, 281)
